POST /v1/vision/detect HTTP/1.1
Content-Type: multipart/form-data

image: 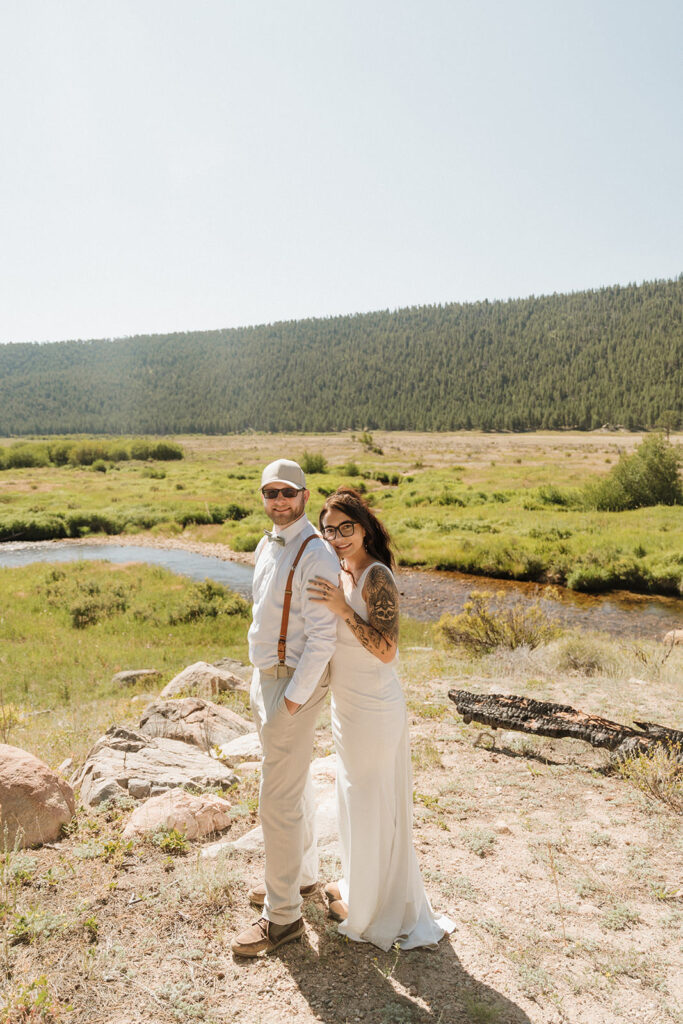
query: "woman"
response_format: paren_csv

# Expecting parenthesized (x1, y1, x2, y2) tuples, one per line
(308, 487, 454, 951)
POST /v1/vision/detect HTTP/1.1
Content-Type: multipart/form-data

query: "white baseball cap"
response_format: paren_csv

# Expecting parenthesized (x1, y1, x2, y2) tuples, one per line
(260, 459, 306, 490)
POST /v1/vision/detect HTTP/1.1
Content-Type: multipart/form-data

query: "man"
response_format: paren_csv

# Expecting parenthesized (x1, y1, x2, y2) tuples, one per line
(231, 458, 340, 957)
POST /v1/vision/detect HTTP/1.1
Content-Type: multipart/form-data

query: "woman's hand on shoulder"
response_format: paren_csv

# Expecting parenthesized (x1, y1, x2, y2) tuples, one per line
(308, 575, 347, 617)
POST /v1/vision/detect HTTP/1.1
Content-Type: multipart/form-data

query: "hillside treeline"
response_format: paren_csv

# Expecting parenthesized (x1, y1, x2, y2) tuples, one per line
(1, 277, 680, 435)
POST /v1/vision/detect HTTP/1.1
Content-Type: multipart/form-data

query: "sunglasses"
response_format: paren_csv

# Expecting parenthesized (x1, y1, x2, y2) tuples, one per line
(261, 486, 302, 499)
(321, 521, 356, 540)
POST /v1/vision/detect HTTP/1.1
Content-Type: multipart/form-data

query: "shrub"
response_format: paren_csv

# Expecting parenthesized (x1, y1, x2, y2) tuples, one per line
(149, 441, 183, 461)
(129, 440, 151, 461)
(6, 443, 50, 469)
(617, 744, 683, 812)
(300, 451, 327, 474)
(585, 434, 682, 511)
(207, 503, 249, 523)
(342, 460, 360, 476)
(547, 632, 619, 676)
(438, 591, 560, 654)
(47, 441, 75, 465)
(153, 827, 189, 855)
(232, 533, 261, 552)
(68, 442, 109, 466)
(538, 484, 572, 506)
(168, 580, 249, 624)
(92, 459, 107, 473)
(0, 513, 68, 541)
(69, 582, 129, 628)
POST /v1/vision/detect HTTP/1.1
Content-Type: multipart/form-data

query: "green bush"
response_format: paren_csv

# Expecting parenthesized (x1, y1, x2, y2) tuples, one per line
(342, 460, 360, 476)
(300, 451, 327, 474)
(130, 440, 151, 461)
(6, 443, 51, 469)
(207, 503, 249, 523)
(438, 591, 561, 654)
(538, 484, 572, 506)
(92, 460, 108, 473)
(149, 441, 183, 461)
(69, 582, 130, 628)
(0, 513, 68, 541)
(232, 533, 261, 552)
(168, 580, 249, 624)
(47, 441, 76, 465)
(585, 434, 682, 511)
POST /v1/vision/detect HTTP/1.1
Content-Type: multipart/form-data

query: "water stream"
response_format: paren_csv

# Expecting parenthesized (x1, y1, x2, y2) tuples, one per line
(1, 540, 680, 640)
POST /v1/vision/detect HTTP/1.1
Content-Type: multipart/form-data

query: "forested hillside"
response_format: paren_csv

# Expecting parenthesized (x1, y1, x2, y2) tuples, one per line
(1, 278, 680, 434)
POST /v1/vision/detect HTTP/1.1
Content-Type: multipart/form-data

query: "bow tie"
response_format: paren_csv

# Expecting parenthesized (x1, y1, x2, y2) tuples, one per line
(264, 529, 285, 546)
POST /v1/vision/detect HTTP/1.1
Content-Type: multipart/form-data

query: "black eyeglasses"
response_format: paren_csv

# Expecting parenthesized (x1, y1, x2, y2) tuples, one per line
(261, 486, 302, 499)
(321, 521, 356, 540)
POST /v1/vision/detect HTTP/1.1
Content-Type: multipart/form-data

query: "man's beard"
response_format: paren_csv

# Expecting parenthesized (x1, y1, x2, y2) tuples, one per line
(268, 494, 306, 528)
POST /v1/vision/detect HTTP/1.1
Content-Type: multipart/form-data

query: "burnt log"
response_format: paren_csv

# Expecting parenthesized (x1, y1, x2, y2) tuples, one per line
(447, 690, 683, 759)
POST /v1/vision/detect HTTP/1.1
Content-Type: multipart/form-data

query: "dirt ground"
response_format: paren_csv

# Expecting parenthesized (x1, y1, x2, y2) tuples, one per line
(2, 635, 681, 1024)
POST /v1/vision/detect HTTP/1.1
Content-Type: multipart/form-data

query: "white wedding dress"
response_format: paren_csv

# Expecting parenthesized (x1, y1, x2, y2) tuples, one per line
(329, 563, 455, 951)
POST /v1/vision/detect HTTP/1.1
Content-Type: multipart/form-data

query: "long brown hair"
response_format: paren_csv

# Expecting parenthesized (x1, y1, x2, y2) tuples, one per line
(319, 487, 396, 571)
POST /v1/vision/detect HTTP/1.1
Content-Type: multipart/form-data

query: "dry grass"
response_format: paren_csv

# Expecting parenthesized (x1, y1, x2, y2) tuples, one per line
(0, 515, 681, 1023)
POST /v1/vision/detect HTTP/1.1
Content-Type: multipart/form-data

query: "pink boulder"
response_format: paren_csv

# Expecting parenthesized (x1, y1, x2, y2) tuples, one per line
(0, 744, 75, 849)
(122, 787, 231, 840)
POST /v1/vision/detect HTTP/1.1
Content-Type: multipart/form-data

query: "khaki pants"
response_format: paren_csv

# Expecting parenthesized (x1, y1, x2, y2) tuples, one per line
(250, 664, 330, 925)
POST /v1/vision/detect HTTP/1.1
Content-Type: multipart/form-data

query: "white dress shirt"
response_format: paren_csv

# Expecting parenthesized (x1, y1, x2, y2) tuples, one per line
(248, 514, 340, 706)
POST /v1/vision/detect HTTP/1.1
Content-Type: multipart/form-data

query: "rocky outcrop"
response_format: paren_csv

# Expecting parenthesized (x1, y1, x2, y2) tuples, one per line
(0, 744, 75, 849)
(202, 754, 338, 860)
(159, 661, 248, 699)
(73, 726, 238, 807)
(122, 788, 231, 840)
(111, 669, 162, 688)
(139, 698, 255, 752)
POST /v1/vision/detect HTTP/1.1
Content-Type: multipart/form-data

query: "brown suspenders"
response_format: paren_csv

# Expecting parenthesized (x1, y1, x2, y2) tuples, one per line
(277, 533, 317, 665)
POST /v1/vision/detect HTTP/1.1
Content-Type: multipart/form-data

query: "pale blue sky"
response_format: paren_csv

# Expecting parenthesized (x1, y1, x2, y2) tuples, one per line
(0, 0, 681, 344)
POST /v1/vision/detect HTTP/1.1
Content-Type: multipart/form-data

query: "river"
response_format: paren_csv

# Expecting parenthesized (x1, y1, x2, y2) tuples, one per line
(0, 540, 680, 640)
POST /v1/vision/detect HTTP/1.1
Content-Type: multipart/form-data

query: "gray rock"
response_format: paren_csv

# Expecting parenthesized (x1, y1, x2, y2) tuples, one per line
(139, 697, 255, 752)
(213, 658, 253, 683)
(73, 725, 238, 808)
(0, 744, 76, 849)
(159, 661, 248, 699)
(111, 669, 162, 688)
(216, 731, 262, 766)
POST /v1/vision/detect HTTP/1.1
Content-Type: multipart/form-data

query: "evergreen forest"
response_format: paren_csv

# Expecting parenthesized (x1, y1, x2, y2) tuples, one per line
(1, 277, 680, 435)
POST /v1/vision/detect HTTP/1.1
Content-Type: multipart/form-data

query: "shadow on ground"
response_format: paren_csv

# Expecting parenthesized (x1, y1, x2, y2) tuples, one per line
(235, 908, 532, 1024)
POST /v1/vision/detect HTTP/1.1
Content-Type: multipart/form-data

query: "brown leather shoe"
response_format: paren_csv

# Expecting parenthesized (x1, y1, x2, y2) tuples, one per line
(324, 881, 341, 903)
(231, 917, 305, 957)
(247, 882, 318, 907)
(328, 899, 348, 923)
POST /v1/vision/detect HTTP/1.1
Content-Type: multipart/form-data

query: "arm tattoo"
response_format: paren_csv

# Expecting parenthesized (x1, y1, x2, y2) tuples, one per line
(342, 565, 399, 658)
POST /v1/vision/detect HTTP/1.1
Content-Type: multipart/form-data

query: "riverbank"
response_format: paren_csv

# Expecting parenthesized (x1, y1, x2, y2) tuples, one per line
(1, 430, 681, 596)
(3, 534, 681, 640)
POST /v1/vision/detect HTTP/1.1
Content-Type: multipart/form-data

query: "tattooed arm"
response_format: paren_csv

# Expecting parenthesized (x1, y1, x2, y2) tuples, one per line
(348, 565, 400, 663)
(308, 564, 399, 663)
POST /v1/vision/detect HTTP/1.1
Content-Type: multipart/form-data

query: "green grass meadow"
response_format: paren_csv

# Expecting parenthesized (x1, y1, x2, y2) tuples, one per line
(1, 431, 681, 594)
(0, 561, 251, 765)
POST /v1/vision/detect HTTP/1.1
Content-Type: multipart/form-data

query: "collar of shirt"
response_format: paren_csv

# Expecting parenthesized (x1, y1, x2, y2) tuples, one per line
(271, 513, 310, 546)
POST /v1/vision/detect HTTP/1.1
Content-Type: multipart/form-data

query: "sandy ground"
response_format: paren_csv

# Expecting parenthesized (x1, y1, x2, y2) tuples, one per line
(2, 638, 681, 1024)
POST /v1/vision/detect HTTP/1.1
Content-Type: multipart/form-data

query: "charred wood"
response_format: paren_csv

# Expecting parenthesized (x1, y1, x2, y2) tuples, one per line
(447, 690, 683, 759)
